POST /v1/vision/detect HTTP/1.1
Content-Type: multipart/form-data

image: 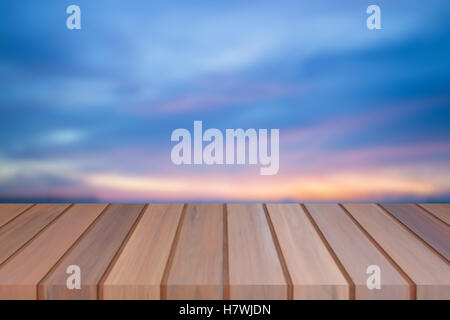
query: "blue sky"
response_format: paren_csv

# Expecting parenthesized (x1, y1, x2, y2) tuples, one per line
(0, 1, 449, 201)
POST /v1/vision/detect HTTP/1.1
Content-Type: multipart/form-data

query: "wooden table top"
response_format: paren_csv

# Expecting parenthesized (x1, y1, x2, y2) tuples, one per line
(0, 203, 448, 300)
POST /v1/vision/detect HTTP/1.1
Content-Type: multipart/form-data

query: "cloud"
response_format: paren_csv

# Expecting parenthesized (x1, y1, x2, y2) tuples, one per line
(131, 82, 300, 114)
(81, 162, 450, 201)
(281, 95, 450, 146)
(1, 1, 449, 201)
(43, 129, 86, 146)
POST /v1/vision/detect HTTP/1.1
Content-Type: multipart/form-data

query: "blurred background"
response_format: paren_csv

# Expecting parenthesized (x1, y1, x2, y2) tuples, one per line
(0, 0, 449, 202)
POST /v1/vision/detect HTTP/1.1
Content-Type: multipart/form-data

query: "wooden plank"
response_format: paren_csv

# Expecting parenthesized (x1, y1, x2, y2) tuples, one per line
(266, 204, 349, 299)
(227, 204, 287, 300)
(381, 204, 450, 260)
(418, 204, 450, 225)
(0, 204, 33, 228)
(305, 204, 411, 300)
(102, 204, 184, 300)
(165, 204, 223, 300)
(38, 204, 145, 300)
(0, 202, 446, 300)
(344, 204, 450, 299)
(0, 203, 71, 265)
(0, 204, 107, 299)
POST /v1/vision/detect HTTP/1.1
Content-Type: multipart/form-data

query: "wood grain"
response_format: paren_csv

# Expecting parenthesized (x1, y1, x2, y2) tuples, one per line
(382, 204, 450, 260)
(0, 204, 71, 266)
(102, 204, 184, 300)
(0, 202, 447, 300)
(227, 204, 287, 300)
(418, 204, 450, 225)
(0, 204, 107, 299)
(0, 204, 33, 228)
(305, 204, 411, 300)
(344, 204, 450, 299)
(38, 204, 145, 300)
(266, 204, 349, 299)
(165, 204, 223, 300)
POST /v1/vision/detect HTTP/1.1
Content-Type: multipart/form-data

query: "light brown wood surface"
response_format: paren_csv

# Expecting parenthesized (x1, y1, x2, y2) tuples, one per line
(344, 204, 450, 299)
(38, 204, 145, 300)
(266, 204, 349, 299)
(0, 203, 447, 300)
(0, 204, 34, 228)
(0, 204, 71, 266)
(227, 204, 287, 300)
(381, 204, 450, 260)
(102, 204, 184, 300)
(418, 204, 450, 225)
(305, 204, 411, 300)
(165, 204, 224, 299)
(0, 204, 107, 299)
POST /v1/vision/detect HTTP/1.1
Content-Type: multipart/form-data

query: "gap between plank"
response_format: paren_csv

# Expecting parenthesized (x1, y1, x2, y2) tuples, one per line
(263, 204, 293, 300)
(339, 204, 417, 300)
(98, 203, 150, 299)
(0, 203, 75, 270)
(0, 203, 37, 229)
(37, 203, 112, 299)
(377, 204, 449, 265)
(160, 203, 187, 300)
(415, 204, 449, 227)
(301, 204, 356, 300)
(223, 204, 230, 300)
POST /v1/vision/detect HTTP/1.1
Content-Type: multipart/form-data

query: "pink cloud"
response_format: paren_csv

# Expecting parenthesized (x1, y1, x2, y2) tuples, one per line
(82, 161, 450, 202)
(282, 95, 450, 145)
(130, 83, 302, 114)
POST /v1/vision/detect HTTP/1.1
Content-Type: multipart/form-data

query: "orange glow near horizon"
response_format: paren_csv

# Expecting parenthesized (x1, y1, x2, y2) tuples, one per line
(84, 165, 449, 201)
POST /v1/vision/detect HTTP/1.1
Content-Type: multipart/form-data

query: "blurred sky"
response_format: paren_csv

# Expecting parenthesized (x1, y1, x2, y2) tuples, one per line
(0, 0, 449, 202)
